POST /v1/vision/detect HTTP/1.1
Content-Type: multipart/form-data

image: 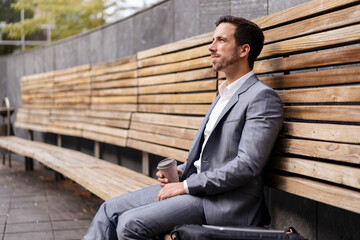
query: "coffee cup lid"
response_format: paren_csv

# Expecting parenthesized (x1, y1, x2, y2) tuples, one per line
(157, 157, 176, 170)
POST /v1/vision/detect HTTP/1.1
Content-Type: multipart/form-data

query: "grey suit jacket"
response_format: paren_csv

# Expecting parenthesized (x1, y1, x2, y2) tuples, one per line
(178, 74, 283, 226)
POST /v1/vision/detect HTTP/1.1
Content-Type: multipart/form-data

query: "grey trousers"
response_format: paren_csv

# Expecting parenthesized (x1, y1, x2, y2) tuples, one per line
(83, 185, 206, 240)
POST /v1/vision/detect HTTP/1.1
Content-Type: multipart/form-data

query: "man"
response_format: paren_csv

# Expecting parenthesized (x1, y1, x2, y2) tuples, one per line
(84, 15, 283, 240)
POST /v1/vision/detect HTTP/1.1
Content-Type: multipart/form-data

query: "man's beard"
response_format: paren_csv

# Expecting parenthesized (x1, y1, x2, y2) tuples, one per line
(212, 47, 239, 72)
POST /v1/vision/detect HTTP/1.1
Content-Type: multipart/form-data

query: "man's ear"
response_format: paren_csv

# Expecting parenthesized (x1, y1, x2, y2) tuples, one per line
(238, 44, 250, 58)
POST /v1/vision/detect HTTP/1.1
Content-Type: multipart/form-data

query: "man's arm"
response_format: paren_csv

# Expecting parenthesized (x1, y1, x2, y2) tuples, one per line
(186, 88, 283, 195)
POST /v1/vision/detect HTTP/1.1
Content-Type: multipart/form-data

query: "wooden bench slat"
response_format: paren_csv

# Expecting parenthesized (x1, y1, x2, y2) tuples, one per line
(90, 62, 137, 76)
(267, 174, 360, 214)
(92, 88, 138, 96)
(90, 103, 137, 112)
(92, 72, 137, 82)
(129, 129, 192, 150)
(138, 45, 210, 68)
(260, 24, 360, 59)
(138, 104, 210, 115)
(54, 71, 90, 82)
(15, 121, 48, 132)
(255, 0, 358, 29)
(91, 96, 137, 104)
(91, 55, 137, 70)
(82, 131, 127, 147)
(284, 105, 360, 122)
(130, 121, 196, 140)
(55, 90, 91, 98)
(138, 79, 217, 94)
(127, 139, 188, 162)
(276, 138, 360, 164)
(91, 79, 138, 89)
(138, 56, 211, 77)
(138, 68, 216, 86)
(260, 65, 360, 89)
(131, 113, 203, 129)
(283, 122, 360, 144)
(85, 110, 131, 120)
(263, 4, 360, 44)
(52, 64, 91, 76)
(270, 156, 360, 189)
(278, 85, 360, 103)
(139, 92, 217, 104)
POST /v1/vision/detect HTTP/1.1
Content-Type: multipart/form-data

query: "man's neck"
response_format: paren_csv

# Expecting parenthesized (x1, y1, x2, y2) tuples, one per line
(223, 65, 252, 85)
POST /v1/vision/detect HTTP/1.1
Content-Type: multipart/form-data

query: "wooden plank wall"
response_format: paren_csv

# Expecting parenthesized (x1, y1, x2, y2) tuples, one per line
(127, 33, 215, 162)
(14, 0, 360, 214)
(250, 0, 360, 213)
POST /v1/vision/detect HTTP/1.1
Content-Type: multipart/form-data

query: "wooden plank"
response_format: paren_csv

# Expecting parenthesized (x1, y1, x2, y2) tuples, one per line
(86, 110, 131, 120)
(138, 104, 210, 115)
(138, 45, 210, 68)
(137, 32, 212, 60)
(255, 45, 360, 74)
(138, 68, 216, 86)
(270, 156, 360, 189)
(138, 56, 212, 77)
(55, 96, 91, 104)
(54, 77, 91, 87)
(90, 103, 137, 112)
(139, 92, 217, 104)
(276, 138, 360, 164)
(91, 62, 137, 76)
(131, 113, 203, 129)
(128, 130, 192, 150)
(254, 0, 359, 29)
(267, 174, 360, 214)
(263, 4, 360, 44)
(139, 79, 217, 94)
(282, 122, 360, 144)
(53, 64, 90, 76)
(127, 139, 188, 162)
(278, 85, 360, 103)
(284, 105, 360, 122)
(92, 88, 137, 96)
(91, 96, 137, 104)
(18, 108, 50, 116)
(260, 24, 360, 59)
(130, 121, 196, 140)
(54, 71, 90, 82)
(79, 123, 128, 138)
(55, 90, 91, 98)
(92, 72, 137, 82)
(91, 55, 137, 70)
(91, 79, 138, 89)
(22, 93, 53, 100)
(82, 131, 127, 147)
(260, 65, 360, 89)
(15, 121, 48, 132)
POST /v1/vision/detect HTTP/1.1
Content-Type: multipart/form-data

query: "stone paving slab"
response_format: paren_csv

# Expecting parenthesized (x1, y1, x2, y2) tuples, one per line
(0, 156, 103, 239)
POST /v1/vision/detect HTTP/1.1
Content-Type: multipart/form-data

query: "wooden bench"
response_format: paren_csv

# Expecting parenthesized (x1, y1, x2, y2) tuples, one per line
(0, 0, 359, 219)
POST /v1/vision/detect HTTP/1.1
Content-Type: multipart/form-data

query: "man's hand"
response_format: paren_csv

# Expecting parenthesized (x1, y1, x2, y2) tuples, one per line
(156, 169, 183, 187)
(157, 182, 186, 201)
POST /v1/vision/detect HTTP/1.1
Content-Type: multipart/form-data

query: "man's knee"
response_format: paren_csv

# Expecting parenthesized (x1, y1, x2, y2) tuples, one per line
(117, 210, 153, 239)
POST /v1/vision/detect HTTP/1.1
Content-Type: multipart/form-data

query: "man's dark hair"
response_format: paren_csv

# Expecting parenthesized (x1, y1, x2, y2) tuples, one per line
(215, 15, 264, 69)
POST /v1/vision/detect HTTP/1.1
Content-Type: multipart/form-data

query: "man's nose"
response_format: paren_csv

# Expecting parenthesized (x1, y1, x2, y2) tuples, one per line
(208, 42, 216, 52)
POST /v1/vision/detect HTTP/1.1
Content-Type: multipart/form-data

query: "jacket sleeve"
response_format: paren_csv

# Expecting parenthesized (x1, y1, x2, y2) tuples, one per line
(186, 88, 283, 195)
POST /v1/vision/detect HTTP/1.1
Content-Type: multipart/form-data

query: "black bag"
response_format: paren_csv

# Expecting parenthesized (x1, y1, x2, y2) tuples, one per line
(170, 224, 307, 240)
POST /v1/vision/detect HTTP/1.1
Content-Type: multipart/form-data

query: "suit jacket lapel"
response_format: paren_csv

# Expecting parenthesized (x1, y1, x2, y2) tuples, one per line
(211, 75, 259, 132)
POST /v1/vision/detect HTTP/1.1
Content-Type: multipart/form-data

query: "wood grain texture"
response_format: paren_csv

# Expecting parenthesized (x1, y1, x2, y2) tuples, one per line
(282, 122, 360, 144)
(270, 156, 360, 189)
(138, 104, 210, 115)
(0, 136, 157, 200)
(276, 138, 360, 164)
(139, 79, 217, 94)
(267, 174, 360, 214)
(255, 0, 358, 29)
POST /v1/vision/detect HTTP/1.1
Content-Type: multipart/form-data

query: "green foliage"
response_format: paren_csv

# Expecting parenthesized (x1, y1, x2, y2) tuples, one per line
(2, 0, 120, 41)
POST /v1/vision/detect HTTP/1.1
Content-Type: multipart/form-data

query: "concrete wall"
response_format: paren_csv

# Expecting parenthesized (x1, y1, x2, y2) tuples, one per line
(2, 0, 360, 239)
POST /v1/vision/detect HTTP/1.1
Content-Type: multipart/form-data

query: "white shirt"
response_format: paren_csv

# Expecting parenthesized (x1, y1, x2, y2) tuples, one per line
(183, 70, 254, 193)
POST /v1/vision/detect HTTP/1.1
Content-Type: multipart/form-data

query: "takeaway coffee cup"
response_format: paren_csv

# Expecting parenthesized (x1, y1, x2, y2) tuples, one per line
(157, 157, 179, 183)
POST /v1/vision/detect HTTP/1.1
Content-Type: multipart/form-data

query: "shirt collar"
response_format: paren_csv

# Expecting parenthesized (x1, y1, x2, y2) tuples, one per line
(218, 70, 254, 97)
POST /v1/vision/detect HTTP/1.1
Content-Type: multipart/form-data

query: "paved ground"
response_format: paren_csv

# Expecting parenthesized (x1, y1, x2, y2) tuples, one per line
(0, 156, 103, 240)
